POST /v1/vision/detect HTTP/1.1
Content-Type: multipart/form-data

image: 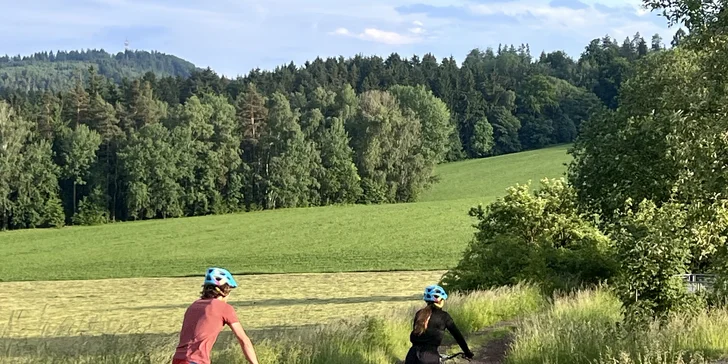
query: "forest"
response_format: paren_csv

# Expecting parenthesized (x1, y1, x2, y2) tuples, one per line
(0, 49, 196, 92)
(0, 31, 684, 230)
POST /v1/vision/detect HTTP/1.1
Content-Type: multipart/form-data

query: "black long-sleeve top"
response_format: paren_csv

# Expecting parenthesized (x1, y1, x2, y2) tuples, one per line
(409, 307, 471, 353)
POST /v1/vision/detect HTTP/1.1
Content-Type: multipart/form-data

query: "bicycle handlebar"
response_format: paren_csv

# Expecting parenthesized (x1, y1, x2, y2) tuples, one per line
(440, 352, 471, 361)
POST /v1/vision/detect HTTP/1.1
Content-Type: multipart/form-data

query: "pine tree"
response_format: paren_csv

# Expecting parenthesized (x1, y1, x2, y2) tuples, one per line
(263, 92, 317, 208)
(235, 83, 268, 209)
(65, 78, 89, 128)
(318, 117, 362, 204)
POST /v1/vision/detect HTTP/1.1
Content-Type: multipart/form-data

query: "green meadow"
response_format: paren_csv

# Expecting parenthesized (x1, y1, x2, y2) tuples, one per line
(0, 145, 571, 282)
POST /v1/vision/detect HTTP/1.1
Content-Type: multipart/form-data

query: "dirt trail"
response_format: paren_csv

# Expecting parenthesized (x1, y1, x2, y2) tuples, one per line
(396, 320, 518, 364)
(468, 320, 517, 364)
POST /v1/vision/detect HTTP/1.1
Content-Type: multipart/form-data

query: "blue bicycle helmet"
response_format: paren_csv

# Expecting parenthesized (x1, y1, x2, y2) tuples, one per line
(423, 284, 448, 302)
(204, 267, 238, 288)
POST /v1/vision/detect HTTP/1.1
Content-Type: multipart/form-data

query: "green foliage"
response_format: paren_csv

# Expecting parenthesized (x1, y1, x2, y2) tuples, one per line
(0, 146, 570, 281)
(264, 92, 319, 208)
(469, 117, 495, 157)
(389, 84, 453, 162)
(567, 10, 728, 318)
(72, 187, 109, 226)
(58, 125, 101, 185)
(0, 32, 664, 230)
(612, 200, 701, 324)
(0, 101, 64, 230)
(351, 90, 430, 203)
(119, 123, 184, 219)
(442, 178, 616, 294)
(568, 49, 705, 221)
(488, 106, 521, 155)
(44, 196, 66, 228)
(317, 117, 362, 204)
(506, 288, 728, 364)
(0, 49, 195, 93)
(121, 80, 168, 130)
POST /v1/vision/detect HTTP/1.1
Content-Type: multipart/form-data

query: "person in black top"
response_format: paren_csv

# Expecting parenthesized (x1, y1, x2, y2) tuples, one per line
(405, 285, 474, 363)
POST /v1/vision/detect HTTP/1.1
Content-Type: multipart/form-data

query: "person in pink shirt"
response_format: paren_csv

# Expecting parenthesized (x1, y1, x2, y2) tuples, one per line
(172, 267, 259, 364)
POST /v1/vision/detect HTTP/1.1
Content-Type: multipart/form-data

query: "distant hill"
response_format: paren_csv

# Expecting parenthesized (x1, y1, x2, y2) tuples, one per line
(0, 49, 197, 92)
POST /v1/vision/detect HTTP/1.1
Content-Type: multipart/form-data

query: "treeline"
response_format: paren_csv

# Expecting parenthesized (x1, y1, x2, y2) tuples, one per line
(0, 32, 678, 230)
(0, 49, 196, 92)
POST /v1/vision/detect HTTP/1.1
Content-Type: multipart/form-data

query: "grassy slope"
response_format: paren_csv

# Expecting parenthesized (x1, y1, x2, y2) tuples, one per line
(0, 146, 571, 281)
(420, 145, 571, 202)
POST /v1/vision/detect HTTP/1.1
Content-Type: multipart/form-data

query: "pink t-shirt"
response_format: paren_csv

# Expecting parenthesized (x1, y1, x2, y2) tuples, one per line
(173, 298, 239, 364)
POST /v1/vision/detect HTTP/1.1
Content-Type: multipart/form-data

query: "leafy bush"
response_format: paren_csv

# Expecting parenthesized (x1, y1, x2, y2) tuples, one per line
(43, 196, 65, 228)
(441, 178, 616, 294)
(72, 187, 109, 226)
(612, 200, 700, 325)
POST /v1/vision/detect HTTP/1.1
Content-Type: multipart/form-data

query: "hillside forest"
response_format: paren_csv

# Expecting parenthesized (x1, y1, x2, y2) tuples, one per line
(0, 31, 683, 230)
(0, 49, 196, 93)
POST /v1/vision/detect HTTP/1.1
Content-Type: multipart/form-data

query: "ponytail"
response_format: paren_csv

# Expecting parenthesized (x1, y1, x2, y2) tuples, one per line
(413, 304, 434, 335)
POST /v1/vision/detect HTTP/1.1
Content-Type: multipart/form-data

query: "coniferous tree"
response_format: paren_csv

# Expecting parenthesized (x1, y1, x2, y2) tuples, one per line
(0, 35, 661, 230)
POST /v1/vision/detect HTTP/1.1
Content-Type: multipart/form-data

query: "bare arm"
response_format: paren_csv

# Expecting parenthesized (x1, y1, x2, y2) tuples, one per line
(229, 322, 259, 364)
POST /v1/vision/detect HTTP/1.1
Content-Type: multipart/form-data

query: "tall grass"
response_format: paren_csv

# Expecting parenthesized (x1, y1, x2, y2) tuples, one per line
(506, 288, 728, 364)
(0, 285, 544, 364)
(446, 284, 546, 334)
(214, 284, 546, 364)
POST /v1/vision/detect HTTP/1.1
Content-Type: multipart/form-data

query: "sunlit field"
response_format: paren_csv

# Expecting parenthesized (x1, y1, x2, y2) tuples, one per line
(0, 271, 444, 338)
(0, 284, 546, 364)
(0, 146, 572, 363)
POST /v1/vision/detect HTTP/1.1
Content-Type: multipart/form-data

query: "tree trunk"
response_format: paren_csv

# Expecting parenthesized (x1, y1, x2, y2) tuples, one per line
(113, 156, 118, 222)
(72, 181, 77, 214)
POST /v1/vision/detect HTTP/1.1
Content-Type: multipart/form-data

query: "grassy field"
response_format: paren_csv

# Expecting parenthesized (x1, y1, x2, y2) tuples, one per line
(0, 145, 571, 282)
(420, 144, 571, 202)
(1, 285, 547, 364)
(0, 271, 444, 338)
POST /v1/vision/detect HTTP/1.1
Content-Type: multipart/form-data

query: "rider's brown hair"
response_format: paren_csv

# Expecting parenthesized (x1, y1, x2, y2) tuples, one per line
(413, 303, 434, 335)
(200, 283, 232, 299)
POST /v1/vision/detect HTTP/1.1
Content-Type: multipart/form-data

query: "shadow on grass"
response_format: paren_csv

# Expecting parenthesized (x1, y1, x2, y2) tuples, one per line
(129, 294, 420, 311)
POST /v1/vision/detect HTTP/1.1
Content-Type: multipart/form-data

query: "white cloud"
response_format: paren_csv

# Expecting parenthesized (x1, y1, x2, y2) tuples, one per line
(361, 28, 418, 44)
(0, 0, 674, 77)
(469, 2, 602, 29)
(333, 27, 350, 35)
(331, 26, 421, 45)
(465, 0, 669, 37)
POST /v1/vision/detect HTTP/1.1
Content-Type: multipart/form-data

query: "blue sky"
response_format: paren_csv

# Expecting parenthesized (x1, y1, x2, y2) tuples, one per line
(0, 0, 678, 77)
